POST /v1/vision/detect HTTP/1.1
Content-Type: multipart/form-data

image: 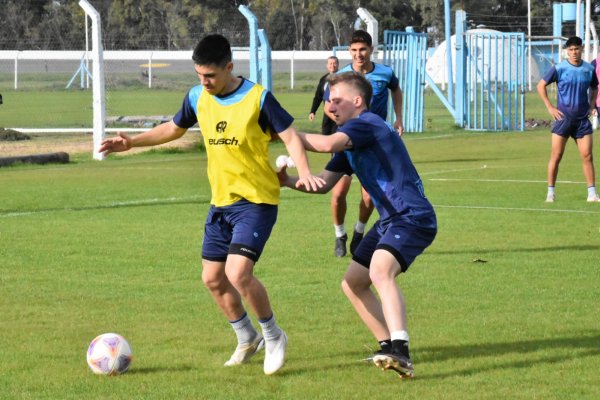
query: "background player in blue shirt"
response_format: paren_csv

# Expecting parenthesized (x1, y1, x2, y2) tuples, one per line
(537, 36, 600, 203)
(279, 72, 436, 378)
(323, 30, 404, 258)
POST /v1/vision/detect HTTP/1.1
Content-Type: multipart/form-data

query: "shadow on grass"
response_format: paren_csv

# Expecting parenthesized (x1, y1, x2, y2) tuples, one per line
(127, 365, 194, 375)
(430, 244, 600, 255)
(284, 333, 600, 379)
(416, 332, 600, 379)
(0, 196, 209, 217)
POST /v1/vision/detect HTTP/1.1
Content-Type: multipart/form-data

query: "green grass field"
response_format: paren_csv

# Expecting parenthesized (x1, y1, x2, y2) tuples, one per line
(1, 86, 599, 399)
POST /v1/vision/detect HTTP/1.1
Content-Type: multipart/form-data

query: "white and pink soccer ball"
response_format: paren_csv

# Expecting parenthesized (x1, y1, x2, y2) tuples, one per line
(275, 155, 295, 170)
(86, 333, 132, 376)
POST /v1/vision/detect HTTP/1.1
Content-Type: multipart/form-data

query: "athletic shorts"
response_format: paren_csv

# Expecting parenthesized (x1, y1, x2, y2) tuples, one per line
(201, 199, 278, 263)
(551, 116, 592, 139)
(352, 216, 437, 272)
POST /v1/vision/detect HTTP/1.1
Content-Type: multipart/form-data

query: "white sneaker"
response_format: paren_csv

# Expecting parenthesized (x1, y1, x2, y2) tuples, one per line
(263, 331, 288, 375)
(545, 194, 555, 203)
(224, 334, 264, 366)
(587, 195, 600, 202)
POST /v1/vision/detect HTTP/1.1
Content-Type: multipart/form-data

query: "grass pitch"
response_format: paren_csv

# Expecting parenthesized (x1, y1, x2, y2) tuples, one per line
(1, 88, 599, 399)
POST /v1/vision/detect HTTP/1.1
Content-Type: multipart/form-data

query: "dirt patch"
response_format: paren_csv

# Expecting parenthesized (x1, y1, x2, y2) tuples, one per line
(525, 119, 551, 129)
(0, 128, 31, 141)
(0, 130, 201, 158)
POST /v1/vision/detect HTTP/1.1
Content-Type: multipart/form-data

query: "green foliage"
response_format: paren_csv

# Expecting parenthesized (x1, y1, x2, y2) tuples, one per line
(0, 0, 562, 51)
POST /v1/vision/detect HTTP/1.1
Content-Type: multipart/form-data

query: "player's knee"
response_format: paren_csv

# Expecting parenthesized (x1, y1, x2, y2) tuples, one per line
(581, 152, 593, 162)
(201, 270, 223, 291)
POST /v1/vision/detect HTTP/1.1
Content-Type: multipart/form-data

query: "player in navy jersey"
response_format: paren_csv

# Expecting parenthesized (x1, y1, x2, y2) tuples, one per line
(99, 34, 324, 376)
(278, 72, 436, 378)
(537, 36, 600, 203)
(323, 30, 404, 258)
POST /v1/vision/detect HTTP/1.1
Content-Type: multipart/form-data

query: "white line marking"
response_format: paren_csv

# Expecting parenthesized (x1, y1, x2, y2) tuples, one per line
(434, 204, 600, 214)
(421, 166, 490, 176)
(429, 178, 586, 184)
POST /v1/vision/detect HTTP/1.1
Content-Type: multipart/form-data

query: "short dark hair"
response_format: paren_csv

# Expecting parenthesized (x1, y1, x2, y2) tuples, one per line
(350, 30, 372, 47)
(192, 34, 232, 67)
(328, 71, 372, 108)
(564, 36, 582, 48)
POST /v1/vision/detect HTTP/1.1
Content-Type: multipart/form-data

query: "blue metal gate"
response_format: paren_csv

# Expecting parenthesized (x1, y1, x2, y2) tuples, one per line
(383, 30, 427, 132)
(462, 31, 526, 131)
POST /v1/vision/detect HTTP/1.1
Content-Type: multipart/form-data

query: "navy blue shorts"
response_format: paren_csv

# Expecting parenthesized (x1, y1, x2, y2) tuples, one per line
(352, 216, 437, 272)
(551, 117, 592, 139)
(202, 199, 278, 263)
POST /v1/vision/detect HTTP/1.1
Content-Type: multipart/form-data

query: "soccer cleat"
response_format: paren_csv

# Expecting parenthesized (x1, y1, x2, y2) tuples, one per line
(372, 353, 414, 379)
(335, 234, 348, 257)
(587, 195, 600, 202)
(349, 230, 364, 255)
(360, 348, 391, 363)
(224, 334, 265, 366)
(263, 331, 288, 375)
(545, 194, 555, 203)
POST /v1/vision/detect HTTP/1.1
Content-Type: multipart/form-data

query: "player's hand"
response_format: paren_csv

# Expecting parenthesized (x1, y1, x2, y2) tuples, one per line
(99, 132, 132, 155)
(295, 174, 325, 192)
(308, 113, 315, 122)
(276, 165, 289, 186)
(394, 119, 404, 136)
(547, 105, 564, 121)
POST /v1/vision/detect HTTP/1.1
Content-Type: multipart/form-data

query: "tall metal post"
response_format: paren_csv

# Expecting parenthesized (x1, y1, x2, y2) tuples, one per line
(78, 0, 106, 161)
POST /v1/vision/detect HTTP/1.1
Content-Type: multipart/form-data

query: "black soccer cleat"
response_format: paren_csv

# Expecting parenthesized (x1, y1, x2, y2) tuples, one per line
(372, 353, 414, 379)
(335, 234, 347, 257)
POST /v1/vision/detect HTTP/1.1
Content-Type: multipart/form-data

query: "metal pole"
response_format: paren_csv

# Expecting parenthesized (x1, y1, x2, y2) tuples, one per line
(445, 0, 454, 105)
(528, 0, 532, 91)
(79, 0, 106, 161)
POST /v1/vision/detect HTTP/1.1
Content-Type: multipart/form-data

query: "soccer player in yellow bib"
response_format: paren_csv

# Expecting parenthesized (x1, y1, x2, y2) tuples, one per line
(99, 34, 324, 375)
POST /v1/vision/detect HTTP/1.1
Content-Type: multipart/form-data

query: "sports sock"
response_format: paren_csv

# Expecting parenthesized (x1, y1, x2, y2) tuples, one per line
(334, 224, 346, 238)
(391, 330, 410, 358)
(378, 339, 392, 353)
(547, 186, 555, 196)
(258, 314, 283, 352)
(354, 221, 366, 234)
(229, 312, 259, 345)
(588, 186, 597, 198)
(392, 339, 410, 359)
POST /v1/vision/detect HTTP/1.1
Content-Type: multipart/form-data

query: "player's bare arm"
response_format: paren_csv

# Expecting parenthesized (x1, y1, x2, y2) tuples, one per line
(589, 87, 598, 116)
(278, 168, 343, 194)
(100, 121, 187, 155)
(391, 86, 404, 135)
(297, 131, 352, 153)
(277, 126, 325, 192)
(537, 79, 564, 121)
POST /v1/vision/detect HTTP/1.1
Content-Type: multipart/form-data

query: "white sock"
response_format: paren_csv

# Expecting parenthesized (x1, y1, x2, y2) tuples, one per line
(354, 221, 366, 234)
(334, 224, 346, 238)
(547, 186, 555, 196)
(390, 330, 410, 342)
(258, 314, 283, 352)
(230, 312, 258, 345)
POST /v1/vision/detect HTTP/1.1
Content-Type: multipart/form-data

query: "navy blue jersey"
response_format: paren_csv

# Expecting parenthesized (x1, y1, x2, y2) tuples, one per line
(326, 111, 435, 228)
(542, 60, 598, 120)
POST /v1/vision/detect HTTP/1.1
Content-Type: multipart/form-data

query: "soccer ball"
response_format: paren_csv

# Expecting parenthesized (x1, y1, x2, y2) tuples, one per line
(86, 333, 133, 376)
